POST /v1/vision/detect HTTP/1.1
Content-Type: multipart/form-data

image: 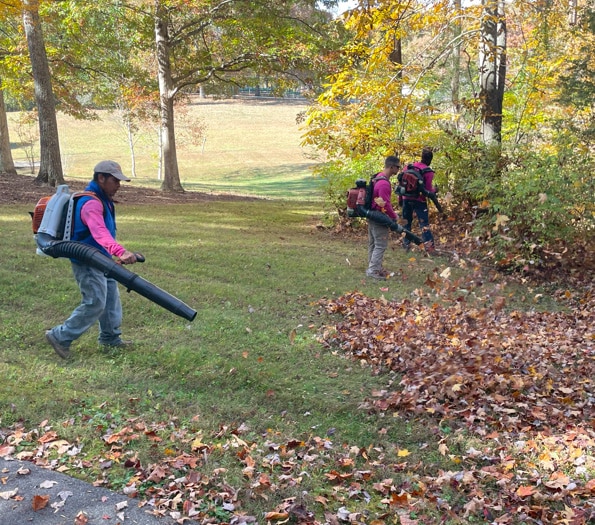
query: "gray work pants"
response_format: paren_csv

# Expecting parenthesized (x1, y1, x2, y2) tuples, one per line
(48, 262, 123, 348)
(367, 220, 390, 275)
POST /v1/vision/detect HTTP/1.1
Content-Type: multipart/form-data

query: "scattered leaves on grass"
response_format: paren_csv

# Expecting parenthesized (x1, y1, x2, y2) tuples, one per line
(1, 270, 594, 523)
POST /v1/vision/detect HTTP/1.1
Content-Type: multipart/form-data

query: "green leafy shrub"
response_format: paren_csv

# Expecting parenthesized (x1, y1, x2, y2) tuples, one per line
(438, 132, 502, 205)
(488, 150, 593, 259)
(313, 155, 379, 218)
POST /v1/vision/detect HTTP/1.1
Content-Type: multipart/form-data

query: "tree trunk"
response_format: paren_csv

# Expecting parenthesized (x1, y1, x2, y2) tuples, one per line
(126, 118, 137, 178)
(157, 126, 163, 180)
(154, 6, 184, 192)
(22, 0, 64, 186)
(389, 35, 402, 81)
(0, 88, 17, 176)
(451, 0, 462, 116)
(569, 0, 578, 25)
(479, 0, 506, 145)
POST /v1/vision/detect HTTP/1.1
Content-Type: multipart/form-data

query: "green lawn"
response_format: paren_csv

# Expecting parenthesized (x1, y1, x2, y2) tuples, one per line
(8, 98, 322, 200)
(0, 196, 444, 520)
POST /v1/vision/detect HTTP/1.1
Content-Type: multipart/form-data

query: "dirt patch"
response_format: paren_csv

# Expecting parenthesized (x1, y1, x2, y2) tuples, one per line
(0, 171, 261, 206)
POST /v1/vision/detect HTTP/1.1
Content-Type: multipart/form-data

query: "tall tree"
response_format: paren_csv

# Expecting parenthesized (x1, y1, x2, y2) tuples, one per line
(22, 0, 63, 186)
(153, 2, 182, 192)
(0, 3, 37, 176)
(304, 0, 462, 159)
(133, 0, 336, 192)
(0, 87, 16, 176)
(478, 0, 506, 145)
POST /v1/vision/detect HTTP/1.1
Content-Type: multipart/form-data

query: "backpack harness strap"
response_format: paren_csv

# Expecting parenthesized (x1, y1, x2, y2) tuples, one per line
(63, 191, 103, 241)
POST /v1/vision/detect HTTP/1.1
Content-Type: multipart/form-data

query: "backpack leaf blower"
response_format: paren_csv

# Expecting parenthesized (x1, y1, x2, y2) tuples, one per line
(346, 180, 423, 245)
(32, 185, 197, 322)
(357, 206, 423, 245)
(35, 233, 197, 322)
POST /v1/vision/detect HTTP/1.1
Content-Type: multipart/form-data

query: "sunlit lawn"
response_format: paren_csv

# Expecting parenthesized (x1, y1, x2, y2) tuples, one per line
(8, 98, 321, 199)
(3, 100, 591, 524)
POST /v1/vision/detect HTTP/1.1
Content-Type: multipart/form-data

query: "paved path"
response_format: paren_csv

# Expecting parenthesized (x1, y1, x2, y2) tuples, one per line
(0, 457, 175, 525)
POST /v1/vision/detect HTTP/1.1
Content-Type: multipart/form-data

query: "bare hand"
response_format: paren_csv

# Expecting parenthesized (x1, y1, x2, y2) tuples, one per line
(119, 250, 138, 264)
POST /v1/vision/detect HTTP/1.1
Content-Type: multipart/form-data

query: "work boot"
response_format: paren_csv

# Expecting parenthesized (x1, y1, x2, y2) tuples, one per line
(45, 330, 71, 359)
(366, 271, 387, 281)
(101, 339, 134, 351)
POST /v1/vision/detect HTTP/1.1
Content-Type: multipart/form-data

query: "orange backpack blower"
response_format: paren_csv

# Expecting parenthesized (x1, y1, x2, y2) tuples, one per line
(31, 185, 100, 255)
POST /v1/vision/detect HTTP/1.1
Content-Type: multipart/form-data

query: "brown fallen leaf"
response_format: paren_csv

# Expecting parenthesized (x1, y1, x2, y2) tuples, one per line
(37, 431, 58, 444)
(75, 511, 89, 525)
(0, 445, 15, 457)
(32, 494, 50, 511)
(544, 471, 570, 489)
(0, 488, 18, 500)
(516, 485, 536, 497)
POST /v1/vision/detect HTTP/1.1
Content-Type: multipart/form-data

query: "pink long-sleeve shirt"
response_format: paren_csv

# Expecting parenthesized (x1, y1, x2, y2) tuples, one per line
(371, 176, 398, 220)
(80, 199, 126, 257)
(403, 161, 435, 203)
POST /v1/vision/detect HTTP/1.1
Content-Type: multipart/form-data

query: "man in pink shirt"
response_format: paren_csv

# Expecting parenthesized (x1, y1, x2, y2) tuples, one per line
(401, 148, 436, 252)
(366, 155, 400, 280)
(45, 161, 138, 359)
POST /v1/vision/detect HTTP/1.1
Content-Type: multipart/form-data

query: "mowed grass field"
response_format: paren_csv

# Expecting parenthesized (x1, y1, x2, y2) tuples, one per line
(8, 98, 321, 199)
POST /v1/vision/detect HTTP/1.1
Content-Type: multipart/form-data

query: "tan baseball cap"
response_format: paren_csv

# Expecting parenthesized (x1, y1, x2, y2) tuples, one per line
(93, 160, 130, 181)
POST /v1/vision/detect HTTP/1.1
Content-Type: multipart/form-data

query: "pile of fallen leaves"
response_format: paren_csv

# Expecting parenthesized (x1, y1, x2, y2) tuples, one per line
(314, 269, 594, 523)
(318, 288, 593, 435)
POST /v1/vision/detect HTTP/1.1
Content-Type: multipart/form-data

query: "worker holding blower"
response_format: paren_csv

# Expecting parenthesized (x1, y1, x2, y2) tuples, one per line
(45, 160, 138, 359)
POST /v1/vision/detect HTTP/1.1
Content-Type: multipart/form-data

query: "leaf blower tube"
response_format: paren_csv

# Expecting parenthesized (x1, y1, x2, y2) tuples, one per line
(36, 234, 197, 322)
(355, 205, 423, 245)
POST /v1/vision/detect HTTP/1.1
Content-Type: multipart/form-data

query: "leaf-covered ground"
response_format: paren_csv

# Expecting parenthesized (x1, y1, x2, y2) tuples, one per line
(2, 172, 594, 523)
(2, 274, 593, 524)
(319, 285, 593, 435)
(315, 265, 594, 523)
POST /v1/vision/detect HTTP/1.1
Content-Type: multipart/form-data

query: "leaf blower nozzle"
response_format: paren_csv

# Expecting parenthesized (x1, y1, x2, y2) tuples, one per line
(355, 206, 423, 245)
(36, 234, 197, 322)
